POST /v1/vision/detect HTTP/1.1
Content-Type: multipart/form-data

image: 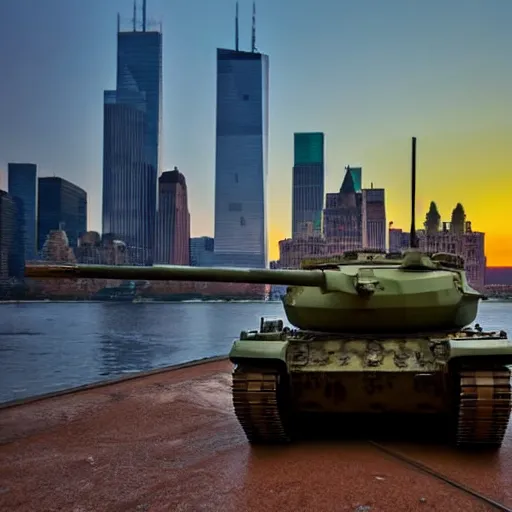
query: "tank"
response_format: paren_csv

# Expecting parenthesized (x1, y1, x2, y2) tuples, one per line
(24, 137, 512, 448)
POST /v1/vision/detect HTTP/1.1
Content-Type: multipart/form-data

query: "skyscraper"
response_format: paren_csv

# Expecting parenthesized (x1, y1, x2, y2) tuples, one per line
(292, 133, 325, 237)
(8, 163, 37, 259)
(0, 190, 24, 281)
(102, 1, 162, 265)
(362, 186, 386, 251)
(38, 177, 87, 251)
(214, 2, 269, 268)
(102, 95, 154, 264)
(323, 167, 362, 251)
(156, 167, 190, 265)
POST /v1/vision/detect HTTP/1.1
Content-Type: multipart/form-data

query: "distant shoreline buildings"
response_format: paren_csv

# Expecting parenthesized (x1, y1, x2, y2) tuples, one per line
(388, 202, 486, 289)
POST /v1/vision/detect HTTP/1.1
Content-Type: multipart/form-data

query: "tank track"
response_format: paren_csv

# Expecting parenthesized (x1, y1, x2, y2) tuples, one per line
(456, 367, 512, 447)
(232, 366, 291, 444)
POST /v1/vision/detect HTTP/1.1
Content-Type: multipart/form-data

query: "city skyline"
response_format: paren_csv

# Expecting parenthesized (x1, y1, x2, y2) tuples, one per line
(0, 0, 511, 265)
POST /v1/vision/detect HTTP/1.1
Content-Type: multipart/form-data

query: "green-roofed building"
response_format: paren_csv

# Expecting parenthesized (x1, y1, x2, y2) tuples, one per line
(292, 132, 325, 237)
(346, 166, 362, 193)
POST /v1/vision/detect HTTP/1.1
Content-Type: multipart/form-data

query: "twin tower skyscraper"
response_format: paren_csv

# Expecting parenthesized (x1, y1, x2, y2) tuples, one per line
(102, 1, 269, 268)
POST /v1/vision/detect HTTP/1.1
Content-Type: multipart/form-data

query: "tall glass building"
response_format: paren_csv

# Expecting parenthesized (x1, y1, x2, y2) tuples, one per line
(214, 48, 269, 269)
(292, 133, 324, 237)
(102, 8, 162, 265)
(102, 96, 155, 265)
(116, 26, 162, 171)
(0, 190, 24, 281)
(38, 177, 87, 251)
(8, 163, 37, 260)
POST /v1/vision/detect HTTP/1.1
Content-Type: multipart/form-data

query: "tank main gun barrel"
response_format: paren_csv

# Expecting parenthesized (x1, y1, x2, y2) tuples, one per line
(24, 263, 326, 288)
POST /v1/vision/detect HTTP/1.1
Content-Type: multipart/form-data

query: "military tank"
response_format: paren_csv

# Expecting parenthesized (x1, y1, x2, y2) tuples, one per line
(24, 137, 512, 448)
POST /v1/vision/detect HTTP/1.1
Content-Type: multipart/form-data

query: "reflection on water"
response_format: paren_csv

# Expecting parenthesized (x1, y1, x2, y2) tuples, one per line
(0, 301, 510, 404)
(0, 301, 281, 403)
(97, 304, 159, 376)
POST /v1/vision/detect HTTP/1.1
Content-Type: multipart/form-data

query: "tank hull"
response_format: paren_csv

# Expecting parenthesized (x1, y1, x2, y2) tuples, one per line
(229, 321, 512, 447)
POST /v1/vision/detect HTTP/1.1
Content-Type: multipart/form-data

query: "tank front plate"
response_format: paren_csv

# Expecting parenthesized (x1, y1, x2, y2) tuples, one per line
(286, 338, 449, 373)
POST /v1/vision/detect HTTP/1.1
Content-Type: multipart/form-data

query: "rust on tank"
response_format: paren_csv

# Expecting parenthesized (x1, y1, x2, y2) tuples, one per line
(288, 344, 308, 365)
(430, 341, 451, 360)
(363, 342, 384, 367)
(309, 347, 330, 365)
(338, 350, 351, 366)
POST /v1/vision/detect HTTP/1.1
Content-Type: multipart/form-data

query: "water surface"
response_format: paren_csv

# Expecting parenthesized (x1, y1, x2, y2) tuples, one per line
(0, 301, 510, 403)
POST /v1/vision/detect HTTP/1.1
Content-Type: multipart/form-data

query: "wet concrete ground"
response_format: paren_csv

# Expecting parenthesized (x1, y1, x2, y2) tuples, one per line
(1, 359, 511, 511)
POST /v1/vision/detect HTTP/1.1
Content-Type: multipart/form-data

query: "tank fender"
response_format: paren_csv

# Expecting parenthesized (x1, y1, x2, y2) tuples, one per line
(447, 337, 512, 365)
(228, 340, 288, 366)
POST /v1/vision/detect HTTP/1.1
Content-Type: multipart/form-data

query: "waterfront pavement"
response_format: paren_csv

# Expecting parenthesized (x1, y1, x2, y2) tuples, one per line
(1, 359, 511, 511)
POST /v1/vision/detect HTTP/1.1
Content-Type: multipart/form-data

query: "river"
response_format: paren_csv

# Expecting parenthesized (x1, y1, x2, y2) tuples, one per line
(0, 300, 510, 404)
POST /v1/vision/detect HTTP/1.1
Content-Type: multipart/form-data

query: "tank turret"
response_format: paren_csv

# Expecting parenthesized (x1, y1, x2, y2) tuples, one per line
(25, 248, 484, 333)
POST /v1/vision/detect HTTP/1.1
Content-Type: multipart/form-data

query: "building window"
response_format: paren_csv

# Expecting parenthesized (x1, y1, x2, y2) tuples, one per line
(229, 202, 242, 212)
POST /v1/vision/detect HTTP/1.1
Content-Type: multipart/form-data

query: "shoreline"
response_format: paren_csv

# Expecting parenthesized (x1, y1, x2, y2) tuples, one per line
(0, 355, 230, 410)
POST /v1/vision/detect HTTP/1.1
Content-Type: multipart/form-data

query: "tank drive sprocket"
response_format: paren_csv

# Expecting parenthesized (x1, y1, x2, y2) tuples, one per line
(232, 366, 292, 444)
(455, 366, 512, 446)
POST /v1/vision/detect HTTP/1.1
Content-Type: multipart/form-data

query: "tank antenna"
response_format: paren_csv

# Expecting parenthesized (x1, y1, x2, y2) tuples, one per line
(235, 1, 239, 51)
(132, 0, 137, 31)
(410, 136, 418, 248)
(251, 1, 256, 52)
(142, 0, 147, 31)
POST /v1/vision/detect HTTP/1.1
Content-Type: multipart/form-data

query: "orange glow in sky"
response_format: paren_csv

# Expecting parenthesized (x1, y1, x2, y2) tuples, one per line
(265, 130, 512, 266)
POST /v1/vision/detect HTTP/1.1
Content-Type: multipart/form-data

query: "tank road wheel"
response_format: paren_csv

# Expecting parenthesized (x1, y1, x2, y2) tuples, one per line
(231, 365, 292, 444)
(455, 367, 512, 447)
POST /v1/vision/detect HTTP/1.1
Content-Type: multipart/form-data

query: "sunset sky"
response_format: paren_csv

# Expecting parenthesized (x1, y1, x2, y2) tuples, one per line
(0, 0, 511, 265)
